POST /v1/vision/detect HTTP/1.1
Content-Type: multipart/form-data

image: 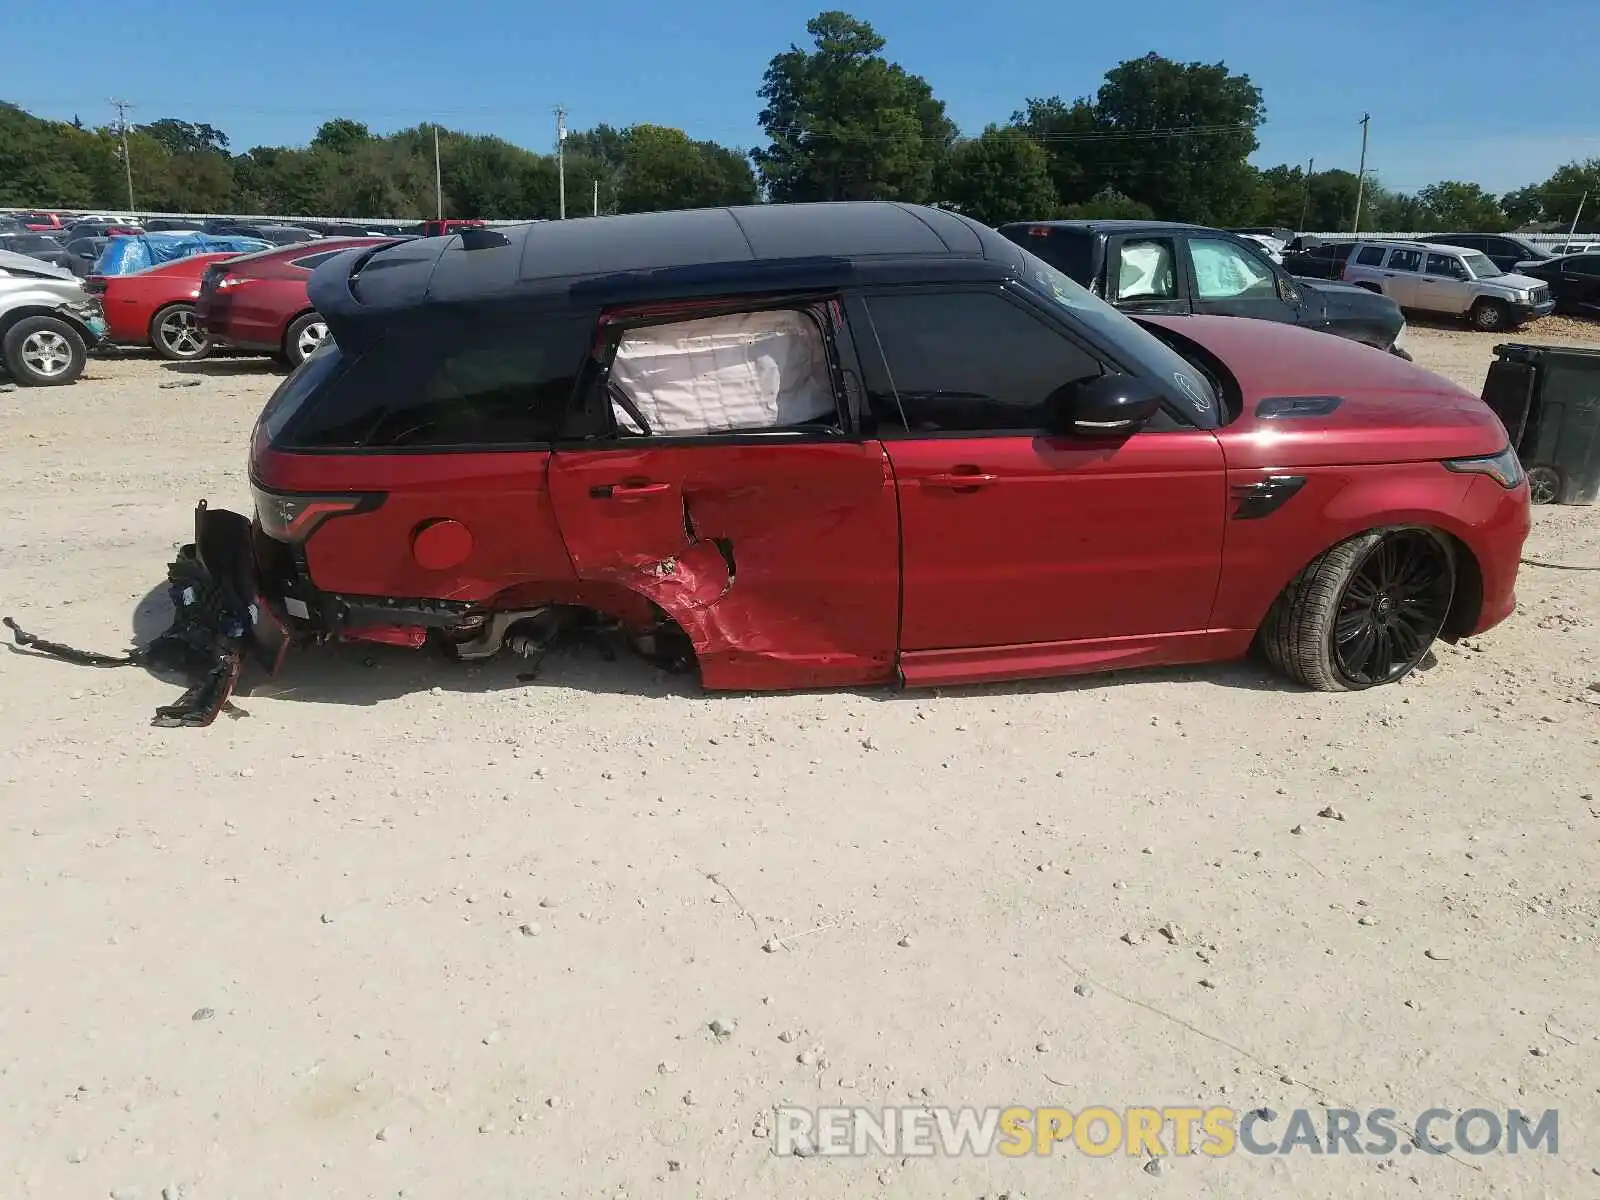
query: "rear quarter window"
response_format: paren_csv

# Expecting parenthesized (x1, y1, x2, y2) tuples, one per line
(276, 312, 596, 449)
(1001, 227, 1094, 285)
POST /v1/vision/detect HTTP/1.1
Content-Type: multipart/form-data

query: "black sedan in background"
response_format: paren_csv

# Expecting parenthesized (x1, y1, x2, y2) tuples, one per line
(1516, 253, 1600, 317)
(0, 232, 71, 270)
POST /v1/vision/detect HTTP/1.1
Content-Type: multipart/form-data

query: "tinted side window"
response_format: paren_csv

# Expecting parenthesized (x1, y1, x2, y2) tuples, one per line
(1356, 246, 1387, 266)
(281, 314, 593, 449)
(1386, 249, 1423, 272)
(1425, 253, 1466, 278)
(1569, 256, 1600, 277)
(862, 290, 1101, 434)
(1003, 228, 1094, 284)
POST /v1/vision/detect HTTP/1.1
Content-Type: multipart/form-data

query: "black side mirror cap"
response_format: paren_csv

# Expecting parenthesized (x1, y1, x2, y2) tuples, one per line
(1050, 372, 1163, 438)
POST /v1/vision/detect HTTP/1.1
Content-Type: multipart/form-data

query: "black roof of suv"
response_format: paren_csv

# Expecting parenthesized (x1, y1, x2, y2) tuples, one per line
(311, 202, 1036, 351)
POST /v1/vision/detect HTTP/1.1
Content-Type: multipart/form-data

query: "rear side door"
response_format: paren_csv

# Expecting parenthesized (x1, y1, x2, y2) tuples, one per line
(847, 284, 1226, 685)
(1183, 233, 1299, 325)
(1561, 256, 1600, 312)
(1104, 234, 1191, 315)
(1418, 251, 1475, 314)
(1379, 247, 1424, 308)
(545, 296, 900, 691)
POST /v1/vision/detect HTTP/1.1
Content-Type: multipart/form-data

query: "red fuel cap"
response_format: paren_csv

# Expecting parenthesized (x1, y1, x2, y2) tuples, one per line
(411, 519, 473, 570)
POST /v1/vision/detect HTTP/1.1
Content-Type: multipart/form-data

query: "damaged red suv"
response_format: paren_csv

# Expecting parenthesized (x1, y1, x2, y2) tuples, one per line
(203, 202, 1528, 696)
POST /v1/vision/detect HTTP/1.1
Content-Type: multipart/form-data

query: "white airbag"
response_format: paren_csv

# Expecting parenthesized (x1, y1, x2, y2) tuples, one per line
(610, 309, 834, 435)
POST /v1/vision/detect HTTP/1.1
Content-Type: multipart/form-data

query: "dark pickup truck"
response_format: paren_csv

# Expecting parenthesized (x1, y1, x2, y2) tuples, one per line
(997, 220, 1409, 358)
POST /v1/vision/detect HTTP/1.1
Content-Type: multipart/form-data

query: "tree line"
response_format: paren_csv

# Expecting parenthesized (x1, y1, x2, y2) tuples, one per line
(2, 10, 1594, 233)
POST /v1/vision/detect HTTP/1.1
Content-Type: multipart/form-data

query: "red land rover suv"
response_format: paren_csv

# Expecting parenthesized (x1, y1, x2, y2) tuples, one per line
(196, 203, 1529, 695)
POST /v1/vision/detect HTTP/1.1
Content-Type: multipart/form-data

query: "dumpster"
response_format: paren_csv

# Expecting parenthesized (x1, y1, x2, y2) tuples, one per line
(1482, 342, 1600, 504)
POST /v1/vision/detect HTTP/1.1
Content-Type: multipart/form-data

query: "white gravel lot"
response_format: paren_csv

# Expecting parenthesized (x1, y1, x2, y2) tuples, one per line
(1, 323, 1598, 1200)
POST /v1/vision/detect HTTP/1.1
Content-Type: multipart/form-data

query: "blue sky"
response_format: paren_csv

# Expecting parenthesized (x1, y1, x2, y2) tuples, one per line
(6, 0, 1597, 196)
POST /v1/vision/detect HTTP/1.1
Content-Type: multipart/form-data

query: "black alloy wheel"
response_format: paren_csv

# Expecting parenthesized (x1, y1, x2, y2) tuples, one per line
(1332, 531, 1454, 687)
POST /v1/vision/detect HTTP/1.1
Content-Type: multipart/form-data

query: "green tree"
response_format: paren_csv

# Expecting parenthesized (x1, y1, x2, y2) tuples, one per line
(1414, 181, 1507, 231)
(311, 118, 375, 156)
(616, 124, 758, 213)
(1247, 163, 1310, 227)
(1499, 185, 1545, 228)
(1536, 159, 1600, 227)
(1008, 97, 1101, 207)
(753, 11, 956, 203)
(136, 118, 229, 155)
(0, 103, 96, 207)
(935, 125, 1058, 226)
(1058, 186, 1154, 220)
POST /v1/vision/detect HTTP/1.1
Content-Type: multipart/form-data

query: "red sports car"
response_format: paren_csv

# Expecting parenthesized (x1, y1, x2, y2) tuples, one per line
(182, 203, 1527, 704)
(87, 253, 240, 360)
(195, 238, 392, 367)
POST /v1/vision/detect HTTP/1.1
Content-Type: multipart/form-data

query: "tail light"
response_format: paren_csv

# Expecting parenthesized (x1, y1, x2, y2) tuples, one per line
(250, 484, 380, 544)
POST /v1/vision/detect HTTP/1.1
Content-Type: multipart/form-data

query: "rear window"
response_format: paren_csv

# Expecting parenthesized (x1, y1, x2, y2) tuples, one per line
(1000, 227, 1094, 285)
(258, 346, 351, 444)
(270, 312, 595, 449)
(1356, 246, 1387, 266)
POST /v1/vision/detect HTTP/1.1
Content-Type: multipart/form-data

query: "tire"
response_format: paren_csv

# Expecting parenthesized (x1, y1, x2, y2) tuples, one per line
(282, 312, 330, 368)
(148, 303, 211, 361)
(2, 315, 87, 386)
(1469, 299, 1510, 331)
(1525, 464, 1564, 505)
(1262, 529, 1455, 692)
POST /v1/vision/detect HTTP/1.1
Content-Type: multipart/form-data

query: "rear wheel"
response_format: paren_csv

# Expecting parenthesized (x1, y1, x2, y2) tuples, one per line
(282, 313, 329, 368)
(2, 315, 87, 386)
(1263, 529, 1455, 691)
(1470, 299, 1510, 331)
(149, 303, 211, 361)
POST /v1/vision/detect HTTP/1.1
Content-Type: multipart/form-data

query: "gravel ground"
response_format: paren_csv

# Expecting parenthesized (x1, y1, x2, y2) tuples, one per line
(2, 324, 1598, 1200)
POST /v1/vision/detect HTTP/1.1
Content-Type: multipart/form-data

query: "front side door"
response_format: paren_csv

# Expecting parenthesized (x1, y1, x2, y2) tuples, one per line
(1418, 251, 1476, 315)
(1104, 234, 1191, 315)
(1184, 233, 1299, 325)
(847, 285, 1226, 684)
(546, 297, 900, 691)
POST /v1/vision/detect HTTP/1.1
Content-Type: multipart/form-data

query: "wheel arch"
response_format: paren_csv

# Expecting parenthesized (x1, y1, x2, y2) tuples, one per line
(281, 306, 321, 347)
(0, 304, 94, 344)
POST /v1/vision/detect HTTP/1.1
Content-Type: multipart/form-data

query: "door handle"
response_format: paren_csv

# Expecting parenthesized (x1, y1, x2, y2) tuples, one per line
(592, 481, 671, 500)
(923, 470, 997, 490)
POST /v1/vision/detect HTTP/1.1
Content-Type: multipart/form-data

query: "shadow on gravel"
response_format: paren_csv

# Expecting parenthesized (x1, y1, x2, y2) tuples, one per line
(161, 357, 283, 377)
(119, 580, 1315, 712)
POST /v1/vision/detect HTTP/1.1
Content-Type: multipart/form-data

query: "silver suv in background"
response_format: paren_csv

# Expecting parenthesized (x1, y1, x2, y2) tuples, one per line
(0, 249, 106, 385)
(1340, 240, 1554, 331)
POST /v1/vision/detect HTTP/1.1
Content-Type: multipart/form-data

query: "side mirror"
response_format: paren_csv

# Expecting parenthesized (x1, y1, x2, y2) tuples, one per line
(1050, 373, 1164, 438)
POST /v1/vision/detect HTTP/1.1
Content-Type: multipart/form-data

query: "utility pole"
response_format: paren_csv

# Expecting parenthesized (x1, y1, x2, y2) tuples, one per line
(554, 105, 567, 219)
(1570, 191, 1589, 241)
(109, 97, 135, 211)
(433, 124, 443, 219)
(1351, 113, 1371, 235)
(593, 178, 599, 217)
(1298, 155, 1314, 232)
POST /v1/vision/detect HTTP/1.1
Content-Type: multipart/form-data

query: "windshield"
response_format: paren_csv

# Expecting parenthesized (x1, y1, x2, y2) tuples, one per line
(1462, 251, 1503, 279)
(1016, 250, 1219, 422)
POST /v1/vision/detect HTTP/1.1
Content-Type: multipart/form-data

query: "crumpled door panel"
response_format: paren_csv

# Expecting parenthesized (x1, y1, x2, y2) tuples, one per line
(547, 442, 900, 690)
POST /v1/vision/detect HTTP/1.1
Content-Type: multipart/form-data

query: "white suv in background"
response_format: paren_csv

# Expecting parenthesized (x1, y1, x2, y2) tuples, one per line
(1340, 240, 1554, 331)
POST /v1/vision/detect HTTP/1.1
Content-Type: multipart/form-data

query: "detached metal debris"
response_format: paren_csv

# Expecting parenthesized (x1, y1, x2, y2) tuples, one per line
(5, 502, 253, 727)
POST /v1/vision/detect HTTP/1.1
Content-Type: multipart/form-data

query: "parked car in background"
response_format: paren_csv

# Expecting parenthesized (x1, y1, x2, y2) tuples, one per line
(997, 220, 1407, 355)
(94, 232, 272, 278)
(144, 218, 208, 233)
(0, 249, 106, 385)
(1514, 253, 1600, 317)
(414, 218, 485, 237)
(62, 219, 142, 243)
(199, 202, 1527, 707)
(1418, 233, 1551, 273)
(19, 212, 65, 234)
(197, 237, 393, 366)
(0, 215, 28, 235)
(1340, 240, 1553, 330)
(1282, 239, 1358, 279)
(87, 252, 240, 360)
(209, 223, 321, 246)
(1546, 241, 1598, 257)
(63, 237, 108, 277)
(0, 233, 72, 270)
